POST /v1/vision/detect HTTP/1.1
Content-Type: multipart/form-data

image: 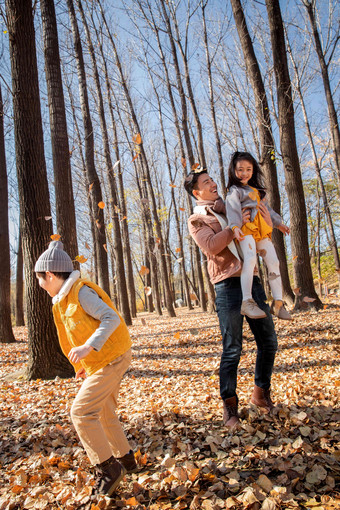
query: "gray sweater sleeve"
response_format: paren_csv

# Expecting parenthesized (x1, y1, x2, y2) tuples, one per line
(78, 286, 121, 351)
(225, 187, 243, 229)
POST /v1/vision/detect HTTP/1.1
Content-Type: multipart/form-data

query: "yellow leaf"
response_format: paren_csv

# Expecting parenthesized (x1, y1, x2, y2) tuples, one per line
(75, 255, 88, 264)
(107, 223, 113, 231)
(50, 234, 61, 241)
(98, 201, 105, 209)
(132, 133, 142, 145)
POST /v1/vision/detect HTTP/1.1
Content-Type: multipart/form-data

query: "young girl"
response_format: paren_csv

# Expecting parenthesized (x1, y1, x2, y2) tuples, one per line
(226, 151, 292, 320)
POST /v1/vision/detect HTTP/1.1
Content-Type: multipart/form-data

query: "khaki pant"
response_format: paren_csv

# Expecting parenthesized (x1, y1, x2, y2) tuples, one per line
(70, 349, 132, 465)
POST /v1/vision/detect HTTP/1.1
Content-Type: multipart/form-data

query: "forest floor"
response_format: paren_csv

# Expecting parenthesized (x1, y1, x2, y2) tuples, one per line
(0, 300, 339, 510)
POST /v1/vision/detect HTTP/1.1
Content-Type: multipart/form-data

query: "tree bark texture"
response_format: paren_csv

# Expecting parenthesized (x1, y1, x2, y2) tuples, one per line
(6, 0, 74, 377)
(15, 226, 25, 326)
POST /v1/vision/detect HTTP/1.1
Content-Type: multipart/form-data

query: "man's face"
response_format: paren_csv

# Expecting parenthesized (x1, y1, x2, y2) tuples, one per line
(192, 173, 219, 201)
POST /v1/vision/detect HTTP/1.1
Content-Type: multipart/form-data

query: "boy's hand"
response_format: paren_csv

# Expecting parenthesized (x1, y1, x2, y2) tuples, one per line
(68, 345, 93, 364)
(258, 201, 273, 228)
(233, 226, 245, 241)
(75, 367, 86, 380)
(278, 224, 290, 235)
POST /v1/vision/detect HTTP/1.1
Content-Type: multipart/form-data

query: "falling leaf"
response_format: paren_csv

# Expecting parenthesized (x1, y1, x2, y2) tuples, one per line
(175, 247, 181, 253)
(112, 160, 120, 170)
(132, 133, 142, 145)
(176, 258, 183, 264)
(85, 242, 90, 250)
(293, 287, 301, 296)
(122, 216, 127, 220)
(50, 234, 61, 241)
(144, 287, 152, 296)
(191, 162, 199, 171)
(303, 296, 316, 303)
(139, 265, 150, 276)
(98, 201, 105, 209)
(170, 183, 177, 188)
(132, 153, 139, 163)
(103, 244, 108, 252)
(89, 183, 94, 192)
(292, 255, 298, 261)
(44, 216, 52, 221)
(179, 207, 185, 212)
(107, 223, 113, 231)
(75, 255, 88, 264)
(181, 157, 187, 168)
(248, 243, 253, 250)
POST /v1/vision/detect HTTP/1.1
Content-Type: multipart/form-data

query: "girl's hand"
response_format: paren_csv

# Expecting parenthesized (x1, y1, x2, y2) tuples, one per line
(258, 201, 273, 228)
(68, 344, 93, 364)
(278, 224, 290, 235)
(75, 367, 87, 380)
(233, 226, 245, 241)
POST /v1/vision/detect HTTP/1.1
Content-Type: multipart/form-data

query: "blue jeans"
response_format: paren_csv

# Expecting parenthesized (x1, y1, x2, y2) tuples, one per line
(215, 276, 278, 400)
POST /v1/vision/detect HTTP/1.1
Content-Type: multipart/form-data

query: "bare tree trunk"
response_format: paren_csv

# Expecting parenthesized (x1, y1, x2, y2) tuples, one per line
(286, 32, 340, 289)
(265, 0, 322, 309)
(40, 0, 78, 263)
(201, 2, 226, 196)
(0, 84, 16, 343)
(77, 0, 131, 324)
(67, 0, 110, 294)
(303, 0, 340, 191)
(6, 0, 74, 378)
(230, 0, 294, 305)
(15, 226, 25, 326)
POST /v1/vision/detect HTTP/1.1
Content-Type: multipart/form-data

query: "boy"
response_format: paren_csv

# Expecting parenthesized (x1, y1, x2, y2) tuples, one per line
(35, 240, 136, 496)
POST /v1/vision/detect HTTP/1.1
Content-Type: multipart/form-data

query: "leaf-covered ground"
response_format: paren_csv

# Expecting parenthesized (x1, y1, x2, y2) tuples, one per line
(0, 302, 339, 510)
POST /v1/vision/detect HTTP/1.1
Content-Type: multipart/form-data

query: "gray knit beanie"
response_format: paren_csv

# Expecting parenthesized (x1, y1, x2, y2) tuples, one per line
(34, 241, 74, 273)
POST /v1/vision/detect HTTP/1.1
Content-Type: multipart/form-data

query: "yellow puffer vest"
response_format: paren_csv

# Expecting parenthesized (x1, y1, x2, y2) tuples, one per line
(52, 279, 131, 376)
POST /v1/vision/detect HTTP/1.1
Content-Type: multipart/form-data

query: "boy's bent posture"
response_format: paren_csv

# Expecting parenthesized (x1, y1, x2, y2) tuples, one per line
(35, 240, 136, 496)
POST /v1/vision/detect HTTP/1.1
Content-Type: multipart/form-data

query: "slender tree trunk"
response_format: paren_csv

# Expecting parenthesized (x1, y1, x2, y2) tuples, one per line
(67, 0, 110, 294)
(265, 0, 322, 309)
(303, 0, 340, 190)
(6, 0, 74, 378)
(77, 0, 131, 324)
(40, 0, 78, 263)
(230, 0, 294, 305)
(201, 2, 226, 196)
(100, 1, 175, 317)
(0, 84, 16, 343)
(15, 226, 25, 326)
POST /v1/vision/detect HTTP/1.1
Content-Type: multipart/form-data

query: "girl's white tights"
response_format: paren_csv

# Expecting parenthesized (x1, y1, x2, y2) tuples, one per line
(239, 235, 282, 301)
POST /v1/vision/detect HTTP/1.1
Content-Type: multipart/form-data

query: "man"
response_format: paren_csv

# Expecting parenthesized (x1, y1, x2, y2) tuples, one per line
(184, 169, 278, 429)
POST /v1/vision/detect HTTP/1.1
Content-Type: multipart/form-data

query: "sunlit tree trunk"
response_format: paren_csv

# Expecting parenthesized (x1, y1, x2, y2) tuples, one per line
(15, 226, 25, 326)
(67, 0, 110, 294)
(6, 0, 74, 378)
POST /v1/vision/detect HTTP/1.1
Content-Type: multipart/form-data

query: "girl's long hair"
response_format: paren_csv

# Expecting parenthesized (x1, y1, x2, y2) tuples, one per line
(227, 151, 266, 199)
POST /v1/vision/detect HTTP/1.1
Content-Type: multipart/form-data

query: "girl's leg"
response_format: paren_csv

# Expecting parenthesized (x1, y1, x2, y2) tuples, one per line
(256, 239, 282, 300)
(239, 235, 257, 300)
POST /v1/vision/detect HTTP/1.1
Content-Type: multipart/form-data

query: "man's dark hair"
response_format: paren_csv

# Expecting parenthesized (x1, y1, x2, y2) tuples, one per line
(183, 169, 208, 198)
(36, 271, 71, 281)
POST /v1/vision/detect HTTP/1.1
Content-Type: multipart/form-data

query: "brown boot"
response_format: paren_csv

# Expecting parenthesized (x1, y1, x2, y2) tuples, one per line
(94, 456, 126, 496)
(250, 385, 274, 411)
(118, 450, 138, 473)
(223, 396, 240, 429)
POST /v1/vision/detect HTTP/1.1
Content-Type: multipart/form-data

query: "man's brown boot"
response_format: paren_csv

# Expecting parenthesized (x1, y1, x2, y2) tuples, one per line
(250, 385, 274, 411)
(118, 450, 138, 473)
(223, 396, 240, 429)
(94, 456, 126, 496)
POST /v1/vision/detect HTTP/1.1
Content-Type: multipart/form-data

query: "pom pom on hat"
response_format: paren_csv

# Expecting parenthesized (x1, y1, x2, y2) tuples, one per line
(34, 240, 74, 273)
